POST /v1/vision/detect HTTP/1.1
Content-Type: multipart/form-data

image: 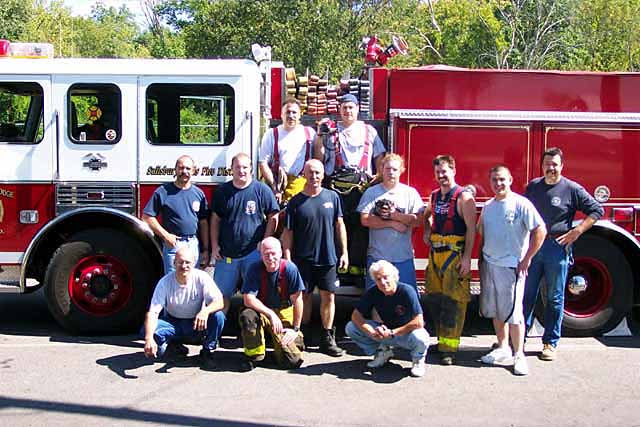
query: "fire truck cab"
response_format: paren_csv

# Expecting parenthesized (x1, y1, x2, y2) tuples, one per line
(0, 52, 261, 332)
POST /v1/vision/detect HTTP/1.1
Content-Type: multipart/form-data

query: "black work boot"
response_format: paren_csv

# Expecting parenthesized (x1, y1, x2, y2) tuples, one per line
(319, 327, 344, 357)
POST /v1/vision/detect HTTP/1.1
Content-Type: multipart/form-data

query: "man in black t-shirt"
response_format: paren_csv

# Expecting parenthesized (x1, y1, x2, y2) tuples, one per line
(282, 159, 348, 356)
(346, 260, 429, 377)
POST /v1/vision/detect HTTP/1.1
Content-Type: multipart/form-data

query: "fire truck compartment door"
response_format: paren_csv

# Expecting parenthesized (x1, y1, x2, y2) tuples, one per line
(0, 76, 53, 182)
(53, 76, 137, 182)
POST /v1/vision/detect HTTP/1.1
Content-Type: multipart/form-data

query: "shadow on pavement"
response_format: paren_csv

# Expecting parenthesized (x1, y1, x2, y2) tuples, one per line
(292, 358, 408, 383)
(0, 396, 286, 427)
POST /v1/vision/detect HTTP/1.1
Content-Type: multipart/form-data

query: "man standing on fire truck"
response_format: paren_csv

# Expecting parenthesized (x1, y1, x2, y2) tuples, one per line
(358, 153, 424, 292)
(282, 159, 348, 356)
(210, 153, 280, 313)
(313, 93, 385, 178)
(259, 98, 316, 205)
(143, 155, 210, 274)
(424, 155, 476, 365)
(523, 147, 603, 361)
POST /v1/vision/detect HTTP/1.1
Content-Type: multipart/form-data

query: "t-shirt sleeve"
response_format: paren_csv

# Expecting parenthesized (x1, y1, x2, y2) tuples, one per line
(197, 189, 209, 220)
(356, 187, 376, 214)
(409, 187, 424, 214)
(355, 289, 375, 317)
(574, 183, 604, 220)
(200, 272, 220, 305)
(211, 187, 225, 218)
(521, 198, 544, 231)
(240, 261, 261, 296)
(262, 183, 280, 214)
(286, 262, 305, 294)
(405, 287, 423, 316)
(369, 125, 386, 158)
(259, 128, 274, 164)
(334, 192, 343, 219)
(143, 188, 163, 217)
(148, 279, 167, 314)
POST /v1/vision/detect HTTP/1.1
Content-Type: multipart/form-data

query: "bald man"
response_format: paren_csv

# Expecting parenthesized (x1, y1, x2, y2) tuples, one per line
(282, 159, 348, 356)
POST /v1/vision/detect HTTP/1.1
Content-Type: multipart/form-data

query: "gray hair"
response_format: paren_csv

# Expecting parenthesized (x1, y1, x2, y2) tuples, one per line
(369, 260, 399, 282)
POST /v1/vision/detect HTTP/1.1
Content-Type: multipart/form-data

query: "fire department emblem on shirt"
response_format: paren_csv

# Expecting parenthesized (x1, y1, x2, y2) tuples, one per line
(551, 196, 561, 207)
(245, 200, 256, 215)
(192, 201, 200, 212)
(395, 305, 406, 316)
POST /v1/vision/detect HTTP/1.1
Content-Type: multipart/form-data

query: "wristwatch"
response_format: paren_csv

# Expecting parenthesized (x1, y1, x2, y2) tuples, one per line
(390, 330, 395, 338)
(293, 326, 300, 332)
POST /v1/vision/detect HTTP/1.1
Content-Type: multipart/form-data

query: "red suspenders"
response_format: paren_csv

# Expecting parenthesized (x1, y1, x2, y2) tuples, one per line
(333, 123, 370, 170)
(272, 126, 312, 176)
(259, 259, 289, 304)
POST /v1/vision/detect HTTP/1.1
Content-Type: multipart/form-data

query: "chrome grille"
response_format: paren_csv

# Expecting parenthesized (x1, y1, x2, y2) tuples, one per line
(56, 183, 136, 215)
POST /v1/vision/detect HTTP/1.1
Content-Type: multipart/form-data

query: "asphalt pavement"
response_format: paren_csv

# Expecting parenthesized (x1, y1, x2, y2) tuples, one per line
(1, 290, 639, 427)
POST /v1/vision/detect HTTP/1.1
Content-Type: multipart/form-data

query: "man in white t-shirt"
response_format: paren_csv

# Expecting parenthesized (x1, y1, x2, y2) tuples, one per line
(259, 98, 316, 204)
(477, 165, 546, 376)
(143, 247, 225, 370)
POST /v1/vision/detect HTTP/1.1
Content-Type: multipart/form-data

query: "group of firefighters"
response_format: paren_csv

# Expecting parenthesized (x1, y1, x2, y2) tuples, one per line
(140, 93, 604, 378)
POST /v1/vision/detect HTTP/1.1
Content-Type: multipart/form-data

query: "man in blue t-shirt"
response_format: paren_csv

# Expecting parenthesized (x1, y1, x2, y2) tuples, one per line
(346, 260, 430, 378)
(523, 147, 604, 361)
(282, 159, 348, 357)
(210, 153, 280, 313)
(239, 237, 305, 370)
(143, 155, 210, 274)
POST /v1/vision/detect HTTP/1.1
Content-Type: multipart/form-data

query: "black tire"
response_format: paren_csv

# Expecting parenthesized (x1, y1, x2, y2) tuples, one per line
(44, 228, 157, 334)
(535, 234, 633, 337)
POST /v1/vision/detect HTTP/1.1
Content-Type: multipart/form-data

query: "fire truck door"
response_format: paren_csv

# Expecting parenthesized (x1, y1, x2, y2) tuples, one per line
(137, 76, 257, 187)
(52, 76, 137, 182)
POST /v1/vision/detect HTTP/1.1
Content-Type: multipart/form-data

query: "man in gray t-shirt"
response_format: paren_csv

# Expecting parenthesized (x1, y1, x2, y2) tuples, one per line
(357, 153, 424, 291)
(478, 165, 546, 376)
(143, 248, 225, 369)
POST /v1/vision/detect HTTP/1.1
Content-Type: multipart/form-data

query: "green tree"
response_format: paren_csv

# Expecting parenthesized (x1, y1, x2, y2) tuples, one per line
(0, 0, 32, 41)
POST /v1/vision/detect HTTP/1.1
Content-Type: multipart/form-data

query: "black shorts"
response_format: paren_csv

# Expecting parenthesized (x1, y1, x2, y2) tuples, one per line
(296, 261, 338, 293)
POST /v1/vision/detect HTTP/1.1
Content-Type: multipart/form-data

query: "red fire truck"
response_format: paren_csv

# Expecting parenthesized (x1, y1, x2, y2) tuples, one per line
(1, 41, 638, 336)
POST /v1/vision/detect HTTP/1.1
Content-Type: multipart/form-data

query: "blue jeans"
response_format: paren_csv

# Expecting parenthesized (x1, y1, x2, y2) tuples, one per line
(213, 249, 260, 298)
(365, 256, 417, 293)
(162, 236, 200, 275)
(345, 320, 429, 361)
(152, 311, 225, 355)
(523, 238, 572, 347)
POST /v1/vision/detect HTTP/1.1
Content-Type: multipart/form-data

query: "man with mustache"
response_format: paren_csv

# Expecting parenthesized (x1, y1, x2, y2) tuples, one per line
(424, 154, 476, 366)
(259, 98, 316, 205)
(523, 147, 603, 361)
(143, 155, 210, 274)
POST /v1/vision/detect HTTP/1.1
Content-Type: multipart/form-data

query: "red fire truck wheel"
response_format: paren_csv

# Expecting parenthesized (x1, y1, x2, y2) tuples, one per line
(536, 234, 633, 336)
(44, 228, 155, 333)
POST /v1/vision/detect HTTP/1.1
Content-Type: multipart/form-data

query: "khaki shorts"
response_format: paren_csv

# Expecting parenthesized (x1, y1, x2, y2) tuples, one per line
(479, 261, 525, 324)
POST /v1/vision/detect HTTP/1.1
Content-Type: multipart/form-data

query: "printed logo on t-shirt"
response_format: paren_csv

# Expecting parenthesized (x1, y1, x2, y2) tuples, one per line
(192, 201, 200, 212)
(394, 305, 406, 316)
(551, 196, 562, 207)
(323, 202, 333, 209)
(504, 209, 516, 224)
(245, 200, 257, 215)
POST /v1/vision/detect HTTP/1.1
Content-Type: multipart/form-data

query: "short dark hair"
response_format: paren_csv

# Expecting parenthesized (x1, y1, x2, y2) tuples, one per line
(282, 97, 301, 109)
(433, 154, 455, 169)
(543, 147, 563, 163)
(489, 164, 511, 176)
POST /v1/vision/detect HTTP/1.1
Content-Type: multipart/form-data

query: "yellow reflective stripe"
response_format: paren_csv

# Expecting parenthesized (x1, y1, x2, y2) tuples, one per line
(244, 344, 266, 357)
(439, 337, 459, 348)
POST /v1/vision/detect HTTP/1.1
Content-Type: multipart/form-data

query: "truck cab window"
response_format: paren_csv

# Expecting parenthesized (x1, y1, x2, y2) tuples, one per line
(146, 83, 234, 146)
(68, 83, 121, 144)
(0, 82, 44, 144)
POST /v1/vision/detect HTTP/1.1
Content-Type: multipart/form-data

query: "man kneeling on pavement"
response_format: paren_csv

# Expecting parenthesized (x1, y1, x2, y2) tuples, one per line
(239, 237, 305, 370)
(143, 247, 225, 369)
(346, 260, 430, 377)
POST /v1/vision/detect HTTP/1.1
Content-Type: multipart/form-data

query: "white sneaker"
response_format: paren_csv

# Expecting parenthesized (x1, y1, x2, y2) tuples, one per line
(480, 347, 513, 365)
(410, 358, 426, 377)
(513, 353, 529, 376)
(367, 346, 394, 368)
